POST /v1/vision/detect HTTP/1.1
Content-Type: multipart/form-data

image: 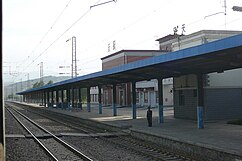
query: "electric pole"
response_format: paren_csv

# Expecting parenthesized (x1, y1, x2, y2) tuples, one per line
(66, 36, 77, 78)
(27, 73, 30, 89)
(40, 62, 43, 83)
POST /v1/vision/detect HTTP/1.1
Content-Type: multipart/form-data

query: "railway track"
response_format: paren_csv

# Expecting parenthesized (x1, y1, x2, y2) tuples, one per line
(8, 102, 194, 161)
(6, 104, 92, 161)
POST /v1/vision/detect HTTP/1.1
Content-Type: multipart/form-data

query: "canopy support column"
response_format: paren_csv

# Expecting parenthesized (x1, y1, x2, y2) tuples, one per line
(158, 78, 164, 123)
(87, 87, 91, 112)
(112, 84, 117, 116)
(197, 74, 204, 129)
(98, 86, 102, 114)
(132, 81, 136, 119)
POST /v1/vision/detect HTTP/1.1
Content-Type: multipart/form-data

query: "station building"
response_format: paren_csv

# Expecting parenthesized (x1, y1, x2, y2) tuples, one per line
(169, 30, 242, 120)
(90, 30, 242, 120)
(90, 49, 174, 108)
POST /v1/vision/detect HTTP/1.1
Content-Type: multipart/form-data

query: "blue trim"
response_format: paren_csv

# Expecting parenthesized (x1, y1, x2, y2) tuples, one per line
(159, 105, 164, 123)
(18, 34, 242, 95)
(113, 104, 117, 116)
(99, 103, 102, 114)
(132, 104, 136, 119)
(197, 106, 204, 129)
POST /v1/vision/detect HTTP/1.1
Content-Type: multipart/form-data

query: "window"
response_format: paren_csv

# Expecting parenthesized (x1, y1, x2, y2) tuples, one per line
(178, 90, 185, 106)
(144, 91, 148, 103)
(94, 94, 97, 102)
(156, 91, 159, 103)
(136, 92, 139, 103)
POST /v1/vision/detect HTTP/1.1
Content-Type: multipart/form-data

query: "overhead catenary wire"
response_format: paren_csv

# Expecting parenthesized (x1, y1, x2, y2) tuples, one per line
(14, 0, 103, 81)
(11, 0, 178, 82)
(16, 0, 73, 70)
(76, 13, 241, 74)
(12, 0, 242, 83)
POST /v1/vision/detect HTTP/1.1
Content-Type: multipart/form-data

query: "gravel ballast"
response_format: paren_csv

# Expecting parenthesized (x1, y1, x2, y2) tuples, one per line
(62, 136, 150, 161)
(6, 137, 53, 161)
(5, 109, 28, 135)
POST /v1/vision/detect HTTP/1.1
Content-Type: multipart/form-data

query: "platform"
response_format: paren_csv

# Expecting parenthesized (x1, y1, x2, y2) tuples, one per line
(17, 102, 242, 161)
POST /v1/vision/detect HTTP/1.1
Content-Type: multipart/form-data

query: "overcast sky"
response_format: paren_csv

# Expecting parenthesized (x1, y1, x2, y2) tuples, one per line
(3, 0, 242, 83)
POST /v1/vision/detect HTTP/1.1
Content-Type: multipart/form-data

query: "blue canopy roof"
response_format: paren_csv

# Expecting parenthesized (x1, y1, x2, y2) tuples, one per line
(18, 33, 242, 95)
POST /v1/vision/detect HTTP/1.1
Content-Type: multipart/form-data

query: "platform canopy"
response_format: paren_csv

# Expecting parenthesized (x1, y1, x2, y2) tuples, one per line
(18, 34, 242, 94)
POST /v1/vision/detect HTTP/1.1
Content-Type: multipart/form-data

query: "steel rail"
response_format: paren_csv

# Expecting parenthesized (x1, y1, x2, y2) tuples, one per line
(7, 104, 93, 161)
(6, 107, 59, 161)
(17, 103, 189, 161)
(10, 102, 192, 161)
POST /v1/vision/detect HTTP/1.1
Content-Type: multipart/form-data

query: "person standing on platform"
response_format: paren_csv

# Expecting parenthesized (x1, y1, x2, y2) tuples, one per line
(147, 106, 152, 127)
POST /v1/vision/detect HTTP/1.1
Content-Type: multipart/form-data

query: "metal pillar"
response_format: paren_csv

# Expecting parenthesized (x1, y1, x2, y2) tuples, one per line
(197, 74, 204, 129)
(112, 84, 117, 116)
(71, 88, 75, 108)
(158, 78, 164, 123)
(47, 91, 50, 107)
(61, 90, 64, 109)
(71, 36, 77, 78)
(98, 86, 102, 114)
(51, 91, 54, 108)
(87, 87, 91, 112)
(41, 92, 44, 106)
(36, 93, 38, 104)
(28, 94, 30, 103)
(132, 81, 136, 119)
(44, 92, 46, 107)
(67, 89, 71, 109)
(30, 94, 32, 103)
(23, 95, 25, 102)
(56, 90, 59, 108)
(78, 87, 82, 109)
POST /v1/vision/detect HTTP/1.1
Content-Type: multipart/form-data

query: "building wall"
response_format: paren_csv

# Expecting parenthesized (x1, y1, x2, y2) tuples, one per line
(172, 30, 242, 120)
(163, 84, 173, 106)
(100, 50, 169, 107)
(204, 88, 242, 120)
(136, 78, 173, 107)
(174, 75, 242, 120)
(208, 68, 242, 87)
(126, 56, 151, 63)
(172, 30, 242, 51)
(102, 56, 125, 70)
(174, 88, 198, 120)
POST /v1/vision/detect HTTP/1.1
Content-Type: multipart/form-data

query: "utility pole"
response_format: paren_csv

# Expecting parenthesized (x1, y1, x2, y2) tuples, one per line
(11, 84, 13, 101)
(27, 73, 30, 89)
(66, 36, 77, 78)
(20, 79, 23, 102)
(15, 83, 17, 101)
(20, 79, 22, 91)
(40, 62, 43, 83)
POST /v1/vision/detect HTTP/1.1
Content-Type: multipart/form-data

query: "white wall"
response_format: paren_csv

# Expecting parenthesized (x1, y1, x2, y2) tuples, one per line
(208, 68, 242, 87)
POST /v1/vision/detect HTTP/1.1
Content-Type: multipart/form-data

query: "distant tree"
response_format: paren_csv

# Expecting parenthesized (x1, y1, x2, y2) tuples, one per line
(39, 80, 44, 86)
(33, 82, 40, 88)
(46, 80, 53, 85)
(7, 94, 14, 99)
(32, 80, 44, 88)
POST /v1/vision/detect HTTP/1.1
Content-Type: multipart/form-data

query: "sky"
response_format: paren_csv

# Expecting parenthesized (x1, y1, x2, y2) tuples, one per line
(3, 0, 242, 84)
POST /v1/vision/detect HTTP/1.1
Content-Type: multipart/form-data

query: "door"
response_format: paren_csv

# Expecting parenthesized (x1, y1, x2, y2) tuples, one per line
(119, 90, 124, 106)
